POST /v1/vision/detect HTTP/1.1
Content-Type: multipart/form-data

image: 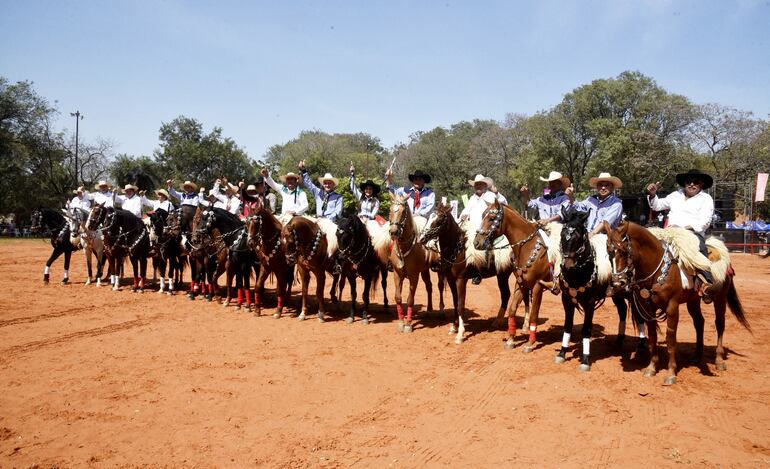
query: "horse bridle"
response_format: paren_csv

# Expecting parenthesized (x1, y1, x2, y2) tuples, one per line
(390, 200, 418, 259)
(284, 223, 323, 264)
(246, 214, 282, 261)
(420, 211, 465, 267)
(336, 223, 371, 268)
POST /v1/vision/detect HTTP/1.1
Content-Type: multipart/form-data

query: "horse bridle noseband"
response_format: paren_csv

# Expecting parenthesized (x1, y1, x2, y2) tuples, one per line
(246, 215, 282, 261)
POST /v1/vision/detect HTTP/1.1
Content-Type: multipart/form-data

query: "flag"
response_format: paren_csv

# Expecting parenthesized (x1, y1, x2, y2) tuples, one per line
(756, 173, 769, 202)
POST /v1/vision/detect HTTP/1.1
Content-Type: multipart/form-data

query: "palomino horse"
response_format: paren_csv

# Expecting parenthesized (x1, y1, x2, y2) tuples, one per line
(245, 198, 293, 318)
(606, 220, 751, 385)
(281, 215, 339, 321)
(30, 207, 79, 284)
(87, 204, 151, 292)
(335, 213, 389, 324)
(419, 201, 513, 344)
(149, 208, 186, 294)
(473, 199, 560, 352)
(387, 193, 444, 333)
(66, 207, 105, 285)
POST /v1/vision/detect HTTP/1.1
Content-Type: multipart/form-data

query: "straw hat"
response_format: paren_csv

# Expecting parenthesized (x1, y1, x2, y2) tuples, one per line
(225, 182, 239, 194)
(279, 172, 300, 184)
(675, 169, 713, 190)
(317, 173, 339, 186)
(588, 172, 623, 189)
(181, 180, 197, 191)
(72, 186, 86, 195)
(154, 189, 170, 199)
(539, 171, 571, 188)
(94, 180, 110, 190)
(468, 174, 493, 188)
(245, 184, 258, 194)
(123, 183, 138, 192)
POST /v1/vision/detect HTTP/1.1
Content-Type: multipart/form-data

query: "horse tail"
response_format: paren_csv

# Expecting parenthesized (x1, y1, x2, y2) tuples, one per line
(369, 268, 380, 302)
(726, 277, 752, 332)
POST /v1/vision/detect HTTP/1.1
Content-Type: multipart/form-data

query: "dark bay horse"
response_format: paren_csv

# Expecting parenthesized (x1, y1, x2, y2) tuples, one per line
(245, 199, 293, 318)
(473, 199, 558, 352)
(419, 202, 512, 344)
(606, 221, 751, 385)
(335, 213, 389, 324)
(185, 207, 228, 301)
(30, 207, 79, 284)
(149, 208, 186, 294)
(87, 204, 151, 292)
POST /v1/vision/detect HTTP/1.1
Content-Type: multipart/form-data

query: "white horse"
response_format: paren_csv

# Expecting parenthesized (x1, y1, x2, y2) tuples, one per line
(64, 207, 106, 286)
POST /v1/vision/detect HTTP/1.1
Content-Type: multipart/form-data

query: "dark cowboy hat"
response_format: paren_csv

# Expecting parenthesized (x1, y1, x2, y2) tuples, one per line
(675, 169, 713, 190)
(358, 179, 381, 195)
(255, 175, 265, 185)
(408, 170, 432, 184)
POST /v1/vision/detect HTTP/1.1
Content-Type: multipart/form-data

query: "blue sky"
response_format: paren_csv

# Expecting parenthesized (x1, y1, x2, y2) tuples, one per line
(2, 0, 769, 162)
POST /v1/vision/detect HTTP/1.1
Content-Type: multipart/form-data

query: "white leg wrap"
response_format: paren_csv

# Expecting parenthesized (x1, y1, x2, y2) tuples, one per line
(562, 332, 571, 348)
(63, 270, 69, 279)
(169, 278, 174, 291)
(159, 278, 165, 291)
(583, 337, 590, 355)
(638, 323, 647, 339)
(44, 266, 50, 275)
(618, 320, 626, 336)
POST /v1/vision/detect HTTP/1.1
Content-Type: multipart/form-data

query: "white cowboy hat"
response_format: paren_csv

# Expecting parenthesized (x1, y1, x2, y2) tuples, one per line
(207, 188, 220, 197)
(154, 189, 170, 199)
(124, 183, 138, 191)
(181, 180, 197, 191)
(94, 180, 110, 190)
(317, 173, 339, 186)
(245, 184, 258, 193)
(539, 171, 571, 187)
(589, 172, 623, 189)
(468, 174, 493, 188)
(72, 186, 86, 194)
(279, 172, 300, 183)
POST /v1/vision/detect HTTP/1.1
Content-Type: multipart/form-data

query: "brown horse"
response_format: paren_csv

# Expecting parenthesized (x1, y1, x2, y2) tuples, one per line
(188, 207, 228, 302)
(281, 215, 339, 321)
(387, 193, 444, 333)
(473, 199, 560, 352)
(246, 198, 293, 318)
(605, 220, 751, 385)
(419, 201, 513, 343)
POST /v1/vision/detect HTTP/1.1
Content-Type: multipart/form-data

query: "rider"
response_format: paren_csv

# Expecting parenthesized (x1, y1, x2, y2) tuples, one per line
(167, 180, 203, 209)
(349, 164, 381, 221)
(69, 186, 92, 211)
(385, 168, 435, 218)
(262, 168, 309, 222)
(567, 172, 624, 236)
(144, 189, 174, 212)
(459, 174, 508, 284)
(208, 178, 241, 216)
(87, 180, 115, 208)
(298, 160, 343, 222)
(520, 171, 571, 226)
(114, 184, 153, 219)
(646, 169, 715, 299)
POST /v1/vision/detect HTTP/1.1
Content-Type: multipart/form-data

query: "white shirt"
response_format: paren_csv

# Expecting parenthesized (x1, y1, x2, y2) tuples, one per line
(88, 190, 115, 208)
(115, 193, 152, 218)
(649, 189, 714, 235)
(70, 193, 92, 211)
(144, 197, 173, 213)
(168, 187, 203, 207)
(459, 191, 508, 227)
(265, 174, 309, 215)
(212, 182, 241, 215)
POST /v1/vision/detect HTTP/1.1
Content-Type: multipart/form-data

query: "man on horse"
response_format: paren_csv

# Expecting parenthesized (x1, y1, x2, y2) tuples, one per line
(646, 168, 716, 298)
(144, 189, 174, 212)
(385, 168, 435, 217)
(459, 174, 508, 284)
(567, 172, 624, 236)
(241, 176, 277, 218)
(70, 186, 92, 211)
(349, 164, 381, 222)
(114, 184, 153, 219)
(209, 178, 241, 216)
(87, 180, 116, 208)
(520, 171, 571, 225)
(262, 168, 309, 222)
(298, 160, 343, 222)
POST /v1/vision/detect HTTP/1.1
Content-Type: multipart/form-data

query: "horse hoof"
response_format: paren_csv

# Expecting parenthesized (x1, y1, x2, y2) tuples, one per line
(554, 355, 565, 364)
(663, 376, 677, 386)
(504, 339, 515, 350)
(403, 324, 413, 333)
(235, 305, 241, 311)
(716, 361, 727, 371)
(298, 313, 306, 321)
(273, 313, 281, 319)
(643, 369, 656, 378)
(396, 321, 404, 332)
(157, 289, 164, 294)
(448, 326, 457, 334)
(138, 289, 144, 294)
(346, 317, 354, 324)
(522, 344, 534, 354)
(362, 318, 369, 325)
(317, 315, 325, 323)
(61, 279, 69, 285)
(454, 337, 463, 345)
(579, 364, 591, 373)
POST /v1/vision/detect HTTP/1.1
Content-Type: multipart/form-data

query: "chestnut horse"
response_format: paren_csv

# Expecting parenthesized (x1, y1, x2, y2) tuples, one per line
(419, 201, 512, 344)
(387, 193, 444, 333)
(606, 220, 751, 385)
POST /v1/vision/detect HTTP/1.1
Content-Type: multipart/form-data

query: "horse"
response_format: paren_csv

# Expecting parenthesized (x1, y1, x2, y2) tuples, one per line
(605, 220, 751, 385)
(30, 207, 79, 284)
(193, 207, 256, 310)
(334, 213, 389, 324)
(149, 208, 186, 294)
(473, 199, 563, 352)
(387, 193, 445, 333)
(419, 201, 513, 344)
(245, 199, 293, 318)
(281, 215, 340, 321)
(65, 207, 106, 286)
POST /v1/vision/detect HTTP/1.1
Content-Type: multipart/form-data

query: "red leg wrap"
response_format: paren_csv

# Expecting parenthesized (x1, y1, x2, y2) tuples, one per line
(396, 304, 404, 320)
(140, 278, 145, 289)
(133, 277, 138, 288)
(245, 289, 252, 306)
(508, 316, 516, 335)
(276, 296, 283, 308)
(190, 281, 197, 292)
(237, 289, 243, 305)
(406, 306, 413, 323)
(254, 291, 261, 306)
(208, 283, 214, 294)
(528, 323, 537, 343)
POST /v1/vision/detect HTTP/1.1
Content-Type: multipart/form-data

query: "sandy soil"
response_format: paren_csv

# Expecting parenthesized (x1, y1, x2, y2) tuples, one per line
(1, 238, 769, 468)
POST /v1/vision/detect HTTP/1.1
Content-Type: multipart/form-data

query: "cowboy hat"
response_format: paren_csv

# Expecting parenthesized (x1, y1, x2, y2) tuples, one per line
(279, 172, 300, 183)
(72, 186, 86, 194)
(123, 183, 138, 192)
(539, 171, 571, 187)
(408, 170, 432, 184)
(358, 179, 381, 195)
(468, 174, 493, 188)
(588, 172, 623, 189)
(245, 184, 259, 194)
(225, 182, 239, 194)
(181, 180, 197, 191)
(317, 173, 339, 186)
(154, 189, 170, 199)
(94, 180, 110, 190)
(676, 169, 713, 189)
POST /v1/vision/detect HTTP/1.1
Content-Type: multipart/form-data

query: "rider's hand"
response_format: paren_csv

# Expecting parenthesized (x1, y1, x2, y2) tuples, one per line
(298, 160, 306, 171)
(166, 179, 173, 187)
(349, 163, 355, 175)
(520, 185, 530, 198)
(647, 182, 660, 196)
(260, 168, 269, 178)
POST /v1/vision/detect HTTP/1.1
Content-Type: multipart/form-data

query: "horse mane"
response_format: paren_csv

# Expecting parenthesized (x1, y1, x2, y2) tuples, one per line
(366, 219, 391, 264)
(301, 215, 338, 256)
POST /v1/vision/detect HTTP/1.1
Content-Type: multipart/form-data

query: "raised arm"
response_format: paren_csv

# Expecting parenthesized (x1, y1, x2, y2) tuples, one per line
(300, 170, 322, 199)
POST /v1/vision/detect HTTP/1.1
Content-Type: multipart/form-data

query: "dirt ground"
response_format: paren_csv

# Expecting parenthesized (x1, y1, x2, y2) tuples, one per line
(1, 238, 769, 468)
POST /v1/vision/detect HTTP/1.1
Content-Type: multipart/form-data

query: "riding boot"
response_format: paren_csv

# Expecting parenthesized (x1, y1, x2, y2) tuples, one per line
(696, 270, 714, 304)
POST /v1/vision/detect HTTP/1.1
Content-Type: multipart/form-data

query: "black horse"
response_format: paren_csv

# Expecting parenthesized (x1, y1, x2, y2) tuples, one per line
(149, 208, 186, 294)
(335, 214, 389, 324)
(555, 206, 638, 371)
(87, 204, 151, 292)
(193, 207, 257, 310)
(30, 207, 79, 284)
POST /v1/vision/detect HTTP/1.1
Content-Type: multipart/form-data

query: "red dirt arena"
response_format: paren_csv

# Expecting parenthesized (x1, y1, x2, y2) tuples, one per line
(1, 238, 769, 467)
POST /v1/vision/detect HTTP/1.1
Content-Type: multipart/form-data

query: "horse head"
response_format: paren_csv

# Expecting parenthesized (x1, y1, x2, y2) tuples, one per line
(419, 201, 452, 244)
(86, 203, 107, 231)
(559, 206, 591, 270)
(388, 193, 411, 239)
(473, 198, 503, 251)
(606, 220, 633, 293)
(281, 217, 300, 265)
(30, 208, 45, 233)
(335, 215, 357, 252)
(191, 208, 215, 247)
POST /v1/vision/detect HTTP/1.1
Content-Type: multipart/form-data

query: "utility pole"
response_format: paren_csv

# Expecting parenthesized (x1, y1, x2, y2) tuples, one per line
(70, 111, 83, 185)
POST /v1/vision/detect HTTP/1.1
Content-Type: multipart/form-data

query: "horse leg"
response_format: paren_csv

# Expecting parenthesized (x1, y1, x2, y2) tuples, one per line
(188, 260, 198, 299)
(346, 272, 358, 324)
(157, 259, 167, 293)
(713, 291, 728, 371)
(503, 286, 524, 349)
(420, 269, 434, 314)
(555, 294, 575, 364)
(643, 320, 658, 378)
(393, 271, 406, 331)
(298, 267, 310, 321)
(685, 299, 705, 363)
(84, 247, 93, 284)
(404, 273, 419, 333)
(453, 277, 466, 344)
(522, 283, 544, 353)
(613, 295, 628, 346)
(663, 300, 680, 385)
(315, 269, 326, 322)
(361, 272, 372, 325)
(492, 273, 512, 329)
(380, 265, 389, 309)
(43, 248, 62, 284)
(130, 257, 140, 292)
(579, 303, 596, 372)
(62, 250, 72, 284)
(243, 259, 253, 312)
(330, 273, 339, 304)
(139, 257, 147, 292)
(255, 265, 270, 317)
